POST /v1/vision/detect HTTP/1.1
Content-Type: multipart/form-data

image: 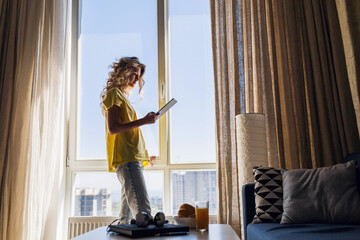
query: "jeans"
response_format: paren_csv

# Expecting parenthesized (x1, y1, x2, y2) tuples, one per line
(115, 161, 151, 224)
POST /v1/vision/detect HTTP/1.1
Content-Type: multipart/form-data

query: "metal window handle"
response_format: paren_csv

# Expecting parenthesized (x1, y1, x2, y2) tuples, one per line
(161, 83, 165, 100)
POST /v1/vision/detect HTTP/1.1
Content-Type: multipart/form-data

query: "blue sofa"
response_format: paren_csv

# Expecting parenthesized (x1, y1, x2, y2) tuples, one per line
(242, 153, 360, 240)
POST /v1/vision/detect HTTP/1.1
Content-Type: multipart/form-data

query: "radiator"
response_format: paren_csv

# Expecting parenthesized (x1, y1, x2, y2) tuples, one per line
(68, 215, 218, 239)
(68, 216, 115, 239)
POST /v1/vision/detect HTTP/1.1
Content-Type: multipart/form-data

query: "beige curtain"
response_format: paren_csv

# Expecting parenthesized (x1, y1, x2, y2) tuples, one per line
(239, 0, 360, 170)
(210, 0, 360, 237)
(0, 0, 68, 239)
(257, 0, 360, 169)
(335, 0, 360, 137)
(210, 0, 244, 236)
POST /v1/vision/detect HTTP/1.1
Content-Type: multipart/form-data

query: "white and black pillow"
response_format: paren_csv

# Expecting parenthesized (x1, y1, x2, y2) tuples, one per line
(252, 167, 283, 223)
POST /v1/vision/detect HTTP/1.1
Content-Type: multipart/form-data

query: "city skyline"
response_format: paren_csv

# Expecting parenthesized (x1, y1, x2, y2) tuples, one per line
(74, 170, 216, 217)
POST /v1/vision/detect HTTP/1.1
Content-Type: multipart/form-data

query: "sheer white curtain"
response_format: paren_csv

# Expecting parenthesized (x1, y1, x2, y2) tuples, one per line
(0, 0, 69, 239)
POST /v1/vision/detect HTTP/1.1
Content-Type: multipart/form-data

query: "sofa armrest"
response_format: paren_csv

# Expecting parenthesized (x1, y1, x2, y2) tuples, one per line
(242, 183, 255, 239)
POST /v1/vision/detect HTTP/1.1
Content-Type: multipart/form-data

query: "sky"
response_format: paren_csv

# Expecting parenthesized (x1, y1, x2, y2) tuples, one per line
(74, 171, 164, 197)
(74, 0, 215, 209)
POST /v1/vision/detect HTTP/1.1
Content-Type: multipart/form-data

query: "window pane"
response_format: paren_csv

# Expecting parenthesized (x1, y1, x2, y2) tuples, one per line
(169, 0, 215, 163)
(78, 0, 158, 159)
(73, 172, 121, 216)
(143, 171, 164, 213)
(73, 171, 164, 216)
(171, 170, 217, 215)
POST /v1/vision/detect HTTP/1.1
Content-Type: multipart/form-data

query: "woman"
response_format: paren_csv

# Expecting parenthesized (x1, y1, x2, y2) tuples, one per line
(101, 57, 158, 224)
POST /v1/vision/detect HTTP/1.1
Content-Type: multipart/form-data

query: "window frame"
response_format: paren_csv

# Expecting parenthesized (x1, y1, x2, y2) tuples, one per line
(65, 0, 217, 219)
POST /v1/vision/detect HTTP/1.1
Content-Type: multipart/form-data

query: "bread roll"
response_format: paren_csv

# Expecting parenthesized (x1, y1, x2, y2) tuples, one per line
(177, 209, 188, 218)
(177, 203, 195, 217)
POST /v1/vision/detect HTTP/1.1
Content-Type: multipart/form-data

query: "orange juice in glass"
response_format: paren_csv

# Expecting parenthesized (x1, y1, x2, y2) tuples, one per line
(195, 201, 209, 232)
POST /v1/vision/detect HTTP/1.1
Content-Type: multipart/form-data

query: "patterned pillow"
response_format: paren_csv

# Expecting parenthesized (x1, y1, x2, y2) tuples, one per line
(252, 166, 283, 223)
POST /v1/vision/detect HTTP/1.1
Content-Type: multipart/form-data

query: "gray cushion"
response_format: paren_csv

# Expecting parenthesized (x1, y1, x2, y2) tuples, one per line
(281, 161, 360, 224)
(344, 152, 360, 186)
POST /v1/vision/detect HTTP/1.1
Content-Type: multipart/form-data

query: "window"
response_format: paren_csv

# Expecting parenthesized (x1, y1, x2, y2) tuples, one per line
(72, 171, 164, 216)
(67, 0, 216, 218)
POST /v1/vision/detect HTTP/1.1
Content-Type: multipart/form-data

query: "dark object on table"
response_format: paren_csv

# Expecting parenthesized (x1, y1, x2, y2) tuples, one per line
(108, 223, 189, 238)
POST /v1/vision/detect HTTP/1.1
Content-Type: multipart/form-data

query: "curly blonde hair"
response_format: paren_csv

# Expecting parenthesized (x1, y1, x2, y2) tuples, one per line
(101, 57, 146, 99)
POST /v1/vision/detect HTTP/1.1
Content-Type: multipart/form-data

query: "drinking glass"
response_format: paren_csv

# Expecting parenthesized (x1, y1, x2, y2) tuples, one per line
(195, 201, 209, 232)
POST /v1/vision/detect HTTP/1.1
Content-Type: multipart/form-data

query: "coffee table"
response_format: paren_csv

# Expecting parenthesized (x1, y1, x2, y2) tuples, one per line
(72, 224, 240, 240)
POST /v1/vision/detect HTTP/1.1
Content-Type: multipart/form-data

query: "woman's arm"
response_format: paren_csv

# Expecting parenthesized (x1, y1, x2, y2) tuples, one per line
(107, 105, 159, 135)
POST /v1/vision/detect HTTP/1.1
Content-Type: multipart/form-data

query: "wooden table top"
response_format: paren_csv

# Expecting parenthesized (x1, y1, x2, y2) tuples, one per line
(73, 224, 240, 240)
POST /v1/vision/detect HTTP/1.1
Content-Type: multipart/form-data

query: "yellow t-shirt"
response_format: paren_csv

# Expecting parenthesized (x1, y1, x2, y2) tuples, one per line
(102, 87, 149, 172)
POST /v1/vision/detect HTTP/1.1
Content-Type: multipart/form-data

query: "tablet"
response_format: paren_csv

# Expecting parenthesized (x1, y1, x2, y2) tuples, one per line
(157, 98, 177, 118)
